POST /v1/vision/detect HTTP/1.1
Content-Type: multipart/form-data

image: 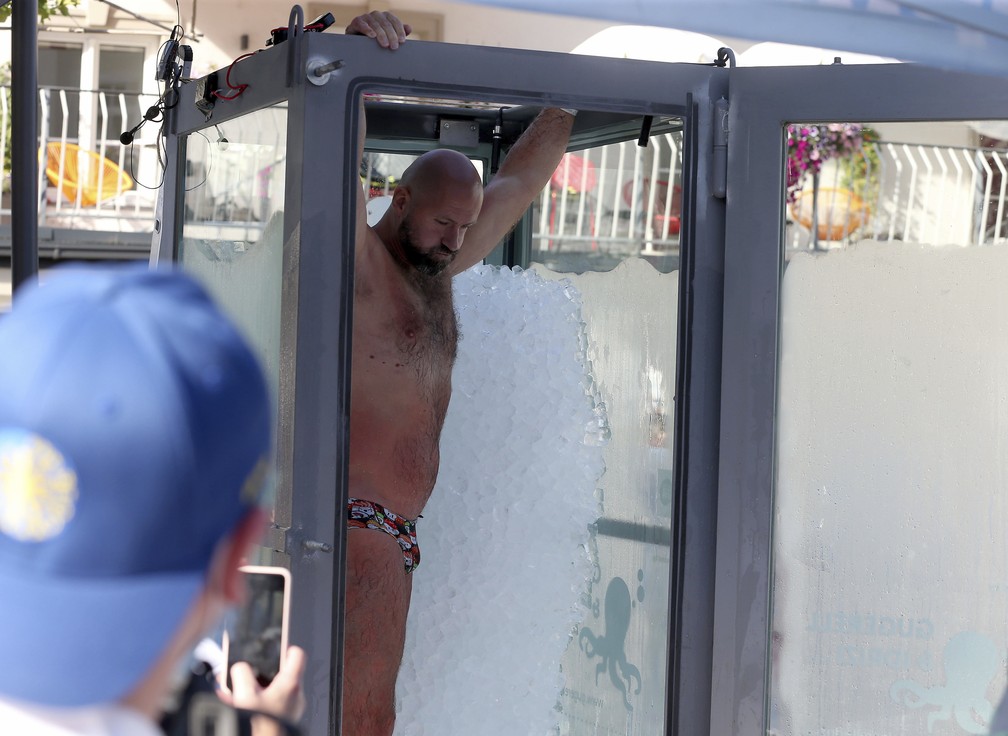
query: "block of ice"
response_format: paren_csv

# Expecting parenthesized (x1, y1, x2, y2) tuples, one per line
(394, 265, 605, 736)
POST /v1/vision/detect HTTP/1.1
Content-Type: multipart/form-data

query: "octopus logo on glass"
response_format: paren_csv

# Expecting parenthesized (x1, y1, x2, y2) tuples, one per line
(890, 631, 1000, 734)
(579, 576, 643, 711)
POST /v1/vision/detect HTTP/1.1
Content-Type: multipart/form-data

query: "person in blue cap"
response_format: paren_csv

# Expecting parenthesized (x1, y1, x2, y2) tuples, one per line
(0, 265, 305, 734)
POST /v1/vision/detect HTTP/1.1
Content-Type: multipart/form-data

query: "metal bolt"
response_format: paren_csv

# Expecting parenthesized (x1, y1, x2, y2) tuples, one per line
(313, 59, 344, 76)
(303, 539, 333, 553)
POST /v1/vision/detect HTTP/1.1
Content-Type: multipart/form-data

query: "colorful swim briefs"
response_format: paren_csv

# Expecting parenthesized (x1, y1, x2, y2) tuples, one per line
(347, 497, 421, 574)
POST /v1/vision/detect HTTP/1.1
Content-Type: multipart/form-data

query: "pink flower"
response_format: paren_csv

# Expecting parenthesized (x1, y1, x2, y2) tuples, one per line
(785, 123, 867, 203)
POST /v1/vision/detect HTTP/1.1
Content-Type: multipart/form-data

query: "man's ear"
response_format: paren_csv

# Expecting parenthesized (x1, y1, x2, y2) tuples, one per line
(212, 508, 268, 604)
(391, 185, 410, 215)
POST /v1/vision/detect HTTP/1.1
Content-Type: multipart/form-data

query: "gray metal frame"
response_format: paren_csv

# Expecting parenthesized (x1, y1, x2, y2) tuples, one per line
(156, 30, 728, 735)
(154, 36, 354, 734)
(669, 84, 727, 736)
(151, 28, 1008, 736)
(714, 62, 1008, 735)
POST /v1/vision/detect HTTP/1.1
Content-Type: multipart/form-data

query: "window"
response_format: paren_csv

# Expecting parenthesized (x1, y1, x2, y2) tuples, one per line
(38, 42, 83, 141)
(97, 46, 144, 147)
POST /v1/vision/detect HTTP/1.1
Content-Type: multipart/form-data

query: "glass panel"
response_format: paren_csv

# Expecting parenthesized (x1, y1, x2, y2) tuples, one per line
(772, 118, 1008, 736)
(531, 123, 682, 734)
(358, 97, 677, 735)
(178, 105, 288, 531)
(531, 124, 682, 275)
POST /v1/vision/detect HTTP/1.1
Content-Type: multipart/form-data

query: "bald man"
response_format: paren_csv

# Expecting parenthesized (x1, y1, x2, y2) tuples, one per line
(343, 12, 575, 735)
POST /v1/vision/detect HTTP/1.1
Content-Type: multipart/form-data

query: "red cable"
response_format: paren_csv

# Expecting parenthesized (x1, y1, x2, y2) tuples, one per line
(269, 22, 327, 33)
(212, 52, 255, 101)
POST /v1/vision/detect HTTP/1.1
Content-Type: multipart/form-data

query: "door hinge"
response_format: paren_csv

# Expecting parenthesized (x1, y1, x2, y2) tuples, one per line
(713, 97, 728, 199)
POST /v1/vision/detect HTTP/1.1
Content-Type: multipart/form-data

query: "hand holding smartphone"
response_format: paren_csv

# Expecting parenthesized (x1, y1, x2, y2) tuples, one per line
(223, 565, 291, 689)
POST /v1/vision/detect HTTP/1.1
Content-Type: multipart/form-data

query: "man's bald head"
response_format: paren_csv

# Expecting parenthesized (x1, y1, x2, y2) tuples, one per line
(375, 148, 484, 277)
(398, 148, 483, 205)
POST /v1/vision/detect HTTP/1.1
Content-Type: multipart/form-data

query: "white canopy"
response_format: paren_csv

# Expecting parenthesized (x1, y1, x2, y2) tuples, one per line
(736, 41, 901, 67)
(571, 26, 728, 64)
(458, 0, 1008, 76)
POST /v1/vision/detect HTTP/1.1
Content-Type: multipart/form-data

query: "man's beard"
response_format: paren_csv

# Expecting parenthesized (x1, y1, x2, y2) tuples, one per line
(400, 222, 454, 277)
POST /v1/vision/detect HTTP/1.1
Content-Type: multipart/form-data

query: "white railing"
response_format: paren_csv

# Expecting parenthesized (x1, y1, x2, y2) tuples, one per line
(531, 133, 684, 258)
(535, 134, 1008, 258)
(787, 141, 1008, 250)
(1, 85, 161, 232)
(8, 92, 1005, 258)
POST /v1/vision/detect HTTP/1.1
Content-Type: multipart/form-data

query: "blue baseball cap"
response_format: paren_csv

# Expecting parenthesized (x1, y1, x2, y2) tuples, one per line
(0, 264, 272, 707)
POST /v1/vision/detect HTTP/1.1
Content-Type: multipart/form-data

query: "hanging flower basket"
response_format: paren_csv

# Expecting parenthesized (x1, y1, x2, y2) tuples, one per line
(786, 123, 875, 204)
(785, 123, 881, 243)
(790, 187, 870, 241)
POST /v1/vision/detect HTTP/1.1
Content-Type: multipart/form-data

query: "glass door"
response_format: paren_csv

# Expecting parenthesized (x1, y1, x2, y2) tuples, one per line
(717, 61, 1008, 736)
(177, 103, 289, 557)
(291, 32, 726, 736)
(356, 98, 695, 736)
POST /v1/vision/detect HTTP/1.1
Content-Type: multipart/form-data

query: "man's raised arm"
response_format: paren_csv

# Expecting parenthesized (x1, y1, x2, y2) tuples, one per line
(344, 12, 412, 242)
(449, 108, 575, 275)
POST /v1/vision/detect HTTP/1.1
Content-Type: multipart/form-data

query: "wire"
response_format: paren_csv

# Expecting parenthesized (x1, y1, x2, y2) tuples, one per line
(122, 6, 186, 193)
(130, 128, 212, 196)
(130, 24, 185, 185)
(185, 130, 212, 192)
(127, 132, 165, 191)
(143, 26, 184, 136)
(213, 52, 255, 101)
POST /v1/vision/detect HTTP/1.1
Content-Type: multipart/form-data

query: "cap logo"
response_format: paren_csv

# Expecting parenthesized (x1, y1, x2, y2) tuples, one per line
(0, 429, 78, 542)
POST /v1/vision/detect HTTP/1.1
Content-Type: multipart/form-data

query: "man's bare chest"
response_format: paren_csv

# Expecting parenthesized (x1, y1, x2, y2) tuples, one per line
(355, 275, 458, 377)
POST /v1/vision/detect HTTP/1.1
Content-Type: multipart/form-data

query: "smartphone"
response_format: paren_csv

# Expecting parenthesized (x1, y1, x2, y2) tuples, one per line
(223, 565, 291, 689)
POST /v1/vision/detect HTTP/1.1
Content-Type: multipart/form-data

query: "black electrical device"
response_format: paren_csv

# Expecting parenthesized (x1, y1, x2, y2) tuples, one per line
(195, 71, 219, 116)
(120, 43, 190, 146)
(267, 12, 335, 47)
(156, 38, 180, 82)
